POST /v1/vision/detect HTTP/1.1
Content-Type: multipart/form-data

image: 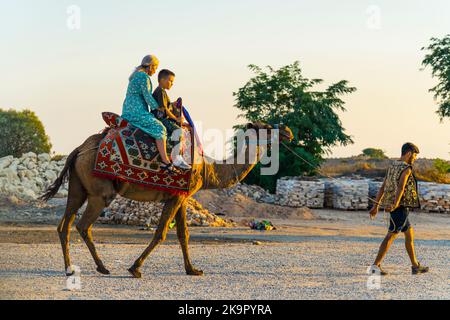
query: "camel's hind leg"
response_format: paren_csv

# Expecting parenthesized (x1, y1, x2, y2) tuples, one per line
(76, 195, 114, 275)
(57, 170, 87, 276)
(128, 196, 185, 278)
(176, 201, 203, 276)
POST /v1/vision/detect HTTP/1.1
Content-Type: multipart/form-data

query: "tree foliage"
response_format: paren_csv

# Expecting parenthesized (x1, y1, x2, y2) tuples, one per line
(422, 35, 450, 120)
(233, 62, 356, 192)
(433, 158, 450, 174)
(0, 108, 52, 158)
(361, 148, 387, 159)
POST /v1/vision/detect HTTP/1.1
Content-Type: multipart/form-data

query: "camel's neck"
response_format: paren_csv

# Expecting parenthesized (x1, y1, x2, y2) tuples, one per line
(201, 141, 265, 190)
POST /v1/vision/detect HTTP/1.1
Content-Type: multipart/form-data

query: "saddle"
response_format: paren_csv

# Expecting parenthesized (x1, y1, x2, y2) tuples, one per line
(92, 112, 194, 195)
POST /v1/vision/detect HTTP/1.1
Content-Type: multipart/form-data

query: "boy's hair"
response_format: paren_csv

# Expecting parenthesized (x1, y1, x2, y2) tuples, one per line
(401, 142, 420, 155)
(158, 69, 175, 82)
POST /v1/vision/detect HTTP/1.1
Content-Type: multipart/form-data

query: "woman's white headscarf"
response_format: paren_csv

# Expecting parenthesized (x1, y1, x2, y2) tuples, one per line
(129, 54, 159, 81)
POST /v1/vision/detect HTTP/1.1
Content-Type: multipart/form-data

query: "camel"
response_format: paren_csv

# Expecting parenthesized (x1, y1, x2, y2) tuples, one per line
(39, 122, 293, 278)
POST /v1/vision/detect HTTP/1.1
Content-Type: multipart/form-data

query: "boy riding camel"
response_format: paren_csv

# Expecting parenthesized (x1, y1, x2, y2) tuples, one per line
(152, 69, 191, 170)
(369, 142, 429, 275)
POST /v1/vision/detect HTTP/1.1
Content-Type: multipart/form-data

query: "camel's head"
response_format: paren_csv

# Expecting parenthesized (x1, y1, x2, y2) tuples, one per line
(245, 122, 294, 143)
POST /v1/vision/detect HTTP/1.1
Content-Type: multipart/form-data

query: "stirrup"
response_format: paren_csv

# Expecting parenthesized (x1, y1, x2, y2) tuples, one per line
(160, 162, 180, 175)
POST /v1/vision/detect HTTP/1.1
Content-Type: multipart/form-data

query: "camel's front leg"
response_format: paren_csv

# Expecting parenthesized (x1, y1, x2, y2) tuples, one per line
(128, 197, 184, 278)
(176, 201, 203, 276)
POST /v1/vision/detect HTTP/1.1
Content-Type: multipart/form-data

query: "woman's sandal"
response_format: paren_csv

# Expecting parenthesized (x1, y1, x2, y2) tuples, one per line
(160, 162, 181, 175)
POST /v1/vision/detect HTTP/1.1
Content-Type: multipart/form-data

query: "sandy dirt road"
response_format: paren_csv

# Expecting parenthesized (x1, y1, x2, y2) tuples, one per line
(0, 210, 449, 300)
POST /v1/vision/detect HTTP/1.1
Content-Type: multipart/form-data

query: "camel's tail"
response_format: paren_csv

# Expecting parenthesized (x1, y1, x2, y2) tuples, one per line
(39, 148, 80, 202)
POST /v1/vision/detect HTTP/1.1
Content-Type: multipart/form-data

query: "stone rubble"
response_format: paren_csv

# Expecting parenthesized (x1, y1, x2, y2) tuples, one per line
(323, 180, 334, 208)
(98, 195, 235, 227)
(322, 179, 369, 210)
(275, 177, 449, 213)
(0, 153, 235, 227)
(219, 183, 278, 204)
(276, 178, 325, 208)
(0, 153, 69, 200)
(418, 182, 450, 213)
(368, 180, 383, 203)
(0, 153, 449, 218)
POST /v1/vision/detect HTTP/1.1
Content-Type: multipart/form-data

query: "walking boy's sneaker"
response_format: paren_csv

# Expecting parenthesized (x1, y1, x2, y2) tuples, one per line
(412, 263, 429, 275)
(378, 265, 389, 276)
(370, 264, 388, 276)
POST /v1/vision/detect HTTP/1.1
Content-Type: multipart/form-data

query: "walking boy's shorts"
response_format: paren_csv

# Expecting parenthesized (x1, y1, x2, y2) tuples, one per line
(388, 206, 411, 233)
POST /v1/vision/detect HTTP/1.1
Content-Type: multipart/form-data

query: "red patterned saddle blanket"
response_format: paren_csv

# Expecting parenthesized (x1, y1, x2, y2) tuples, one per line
(92, 112, 195, 195)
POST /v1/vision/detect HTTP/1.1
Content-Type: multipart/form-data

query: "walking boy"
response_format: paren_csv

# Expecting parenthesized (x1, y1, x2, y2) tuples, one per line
(369, 142, 429, 275)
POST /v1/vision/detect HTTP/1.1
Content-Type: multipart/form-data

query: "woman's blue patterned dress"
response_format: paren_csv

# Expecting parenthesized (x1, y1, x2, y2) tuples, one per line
(121, 71, 167, 140)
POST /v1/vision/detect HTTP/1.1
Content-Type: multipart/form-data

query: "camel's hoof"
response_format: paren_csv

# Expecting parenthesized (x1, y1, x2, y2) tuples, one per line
(186, 268, 204, 276)
(97, 266, 110, 275)
(128, 267, 142, 278)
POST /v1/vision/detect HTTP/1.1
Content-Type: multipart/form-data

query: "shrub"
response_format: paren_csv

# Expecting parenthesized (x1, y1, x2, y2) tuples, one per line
(361, 148, 387, 159)
(433, 158, 450, 174)
(0, 108, 52, 157)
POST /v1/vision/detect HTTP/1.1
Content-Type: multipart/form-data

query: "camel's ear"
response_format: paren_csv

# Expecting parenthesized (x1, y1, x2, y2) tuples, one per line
(247, 122, 271, 130)
(245, 123, 256, 130)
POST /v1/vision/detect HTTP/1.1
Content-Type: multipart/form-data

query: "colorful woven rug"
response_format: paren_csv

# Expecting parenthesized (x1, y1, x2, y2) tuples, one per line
(92, 112, 195, 195)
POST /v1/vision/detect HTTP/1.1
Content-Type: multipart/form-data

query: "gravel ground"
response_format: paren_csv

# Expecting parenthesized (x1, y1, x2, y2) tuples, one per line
(0, 209, 449, 300)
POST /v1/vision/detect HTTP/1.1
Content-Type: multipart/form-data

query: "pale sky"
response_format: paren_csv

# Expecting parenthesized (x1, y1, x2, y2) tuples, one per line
(0, 0, 449, 159)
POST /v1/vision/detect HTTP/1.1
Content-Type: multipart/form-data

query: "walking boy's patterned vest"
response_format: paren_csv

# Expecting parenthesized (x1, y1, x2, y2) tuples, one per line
(381, 160, 420, 208)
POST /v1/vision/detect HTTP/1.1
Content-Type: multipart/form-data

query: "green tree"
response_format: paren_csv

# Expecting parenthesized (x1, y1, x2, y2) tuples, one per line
(0, 108, 52, 158)
(233, 62, 356, 192)
(433, 158, 450, 174)
(422, 35, 450, 120)
(361, 148, 387, 159)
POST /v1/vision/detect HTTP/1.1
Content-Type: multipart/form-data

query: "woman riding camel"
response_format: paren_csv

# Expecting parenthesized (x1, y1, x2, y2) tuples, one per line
(121, 54, 190, 172)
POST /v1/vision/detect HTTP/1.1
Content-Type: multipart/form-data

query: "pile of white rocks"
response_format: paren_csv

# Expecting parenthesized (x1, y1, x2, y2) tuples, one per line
(98, 195, 235, 227)
(368, 180, 383, 203)
(323, 179, 369, 210)
(276, 178, 325, 208)
(278, 177, 374, 210)
(275, 177, 450, 213)
(220, 183, 278, 204)
(418, 182, 450, 213)
(323, 180, 334, 208)
(0, 152, 68, 200)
